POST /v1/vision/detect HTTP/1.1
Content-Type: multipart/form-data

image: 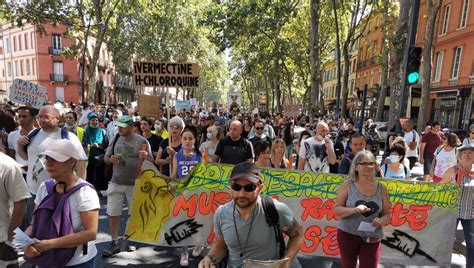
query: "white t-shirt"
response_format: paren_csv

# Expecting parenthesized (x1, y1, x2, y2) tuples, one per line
(433, 148, 457, 178)
(0, 153, 31, 243)
(404, 130, 420, 157)
(35, 179, 100, 266)
(298, 137, 331, 173)
(7, 129, 30, 168)
(26, 129, 87, 195)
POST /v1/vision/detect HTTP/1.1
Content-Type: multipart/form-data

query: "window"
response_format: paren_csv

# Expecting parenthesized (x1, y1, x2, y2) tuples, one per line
(26, 59, 30, 75)
(24, 33, 28, 50)
(5, 37, 11, 53)
(434, 51, 444, 82)
(20, 60, 24, 76)
(52, 34, 61, 49)
(55, 87, 64, 102)
(53, 61, 64, 81)
(14, 60, 18, 76)
(451, 46, 463, 79)
(18, 34, 22, 51)
(31, 32, 35, 49)
(441, 5, 450, 35)
(13, 36, 17, 52)
(7, 62, 12, 77)
(32, 58, 36, 75)
(460, 0, 470, 28)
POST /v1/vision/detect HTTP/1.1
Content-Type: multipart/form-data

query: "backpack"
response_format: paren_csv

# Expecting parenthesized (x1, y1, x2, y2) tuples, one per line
(24, 128, 69, 153)
(25, 179, 93, 267)
(262, 195, 286, 258)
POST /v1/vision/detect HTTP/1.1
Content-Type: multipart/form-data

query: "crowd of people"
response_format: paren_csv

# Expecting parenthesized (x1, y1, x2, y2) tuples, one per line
(0, 100, 472, 268)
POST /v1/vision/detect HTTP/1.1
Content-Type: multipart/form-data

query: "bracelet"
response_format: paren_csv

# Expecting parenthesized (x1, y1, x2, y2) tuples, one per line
(206, 254, 217, 264)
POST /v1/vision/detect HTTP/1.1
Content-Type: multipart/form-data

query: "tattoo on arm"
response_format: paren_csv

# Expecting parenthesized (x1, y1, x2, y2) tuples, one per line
(283, 218, 302, 239)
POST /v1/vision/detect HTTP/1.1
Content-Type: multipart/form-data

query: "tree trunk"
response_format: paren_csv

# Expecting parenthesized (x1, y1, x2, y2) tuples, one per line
(310, 0, 321, 120)
(341, 49, 351, 118)
(418, 0, 442, 129)
(387, 0, 411, 131)
(375, 0, 391, 122)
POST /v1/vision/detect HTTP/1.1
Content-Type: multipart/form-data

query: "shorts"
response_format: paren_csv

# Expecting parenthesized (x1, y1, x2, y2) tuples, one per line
(423, 154, 434, 175)
(106, 182, 134, 216)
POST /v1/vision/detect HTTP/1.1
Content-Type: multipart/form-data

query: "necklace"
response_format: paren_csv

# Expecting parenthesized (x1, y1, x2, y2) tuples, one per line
(233, 203, 256, 259)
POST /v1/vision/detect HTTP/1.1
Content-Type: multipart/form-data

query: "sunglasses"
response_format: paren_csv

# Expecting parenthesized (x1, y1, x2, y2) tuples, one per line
(231, 183, 257, 192)
(255, 127, 264, 130)
(357, 162, 375, 167)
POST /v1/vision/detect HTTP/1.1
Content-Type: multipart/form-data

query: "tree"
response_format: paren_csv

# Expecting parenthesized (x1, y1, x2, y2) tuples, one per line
(418, 0, 442, 129)
(309, 0, 322, 119)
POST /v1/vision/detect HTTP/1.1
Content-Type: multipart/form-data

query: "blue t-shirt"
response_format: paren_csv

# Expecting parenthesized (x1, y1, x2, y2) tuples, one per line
(176, 149, 201, 179)
(382, 163, 410, 180)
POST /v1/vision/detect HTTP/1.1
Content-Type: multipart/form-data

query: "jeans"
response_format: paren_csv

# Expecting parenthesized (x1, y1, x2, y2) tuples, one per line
(67, 256, 96, 268)
(423, 154, 434, 175)
(458, 219, 474, 268)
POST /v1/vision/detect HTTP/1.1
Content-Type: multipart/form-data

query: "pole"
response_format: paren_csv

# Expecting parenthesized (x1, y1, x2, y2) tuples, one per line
(358, 84, 368, 134)
(398, 0, 420, 131)
(332, 0, 342, 120)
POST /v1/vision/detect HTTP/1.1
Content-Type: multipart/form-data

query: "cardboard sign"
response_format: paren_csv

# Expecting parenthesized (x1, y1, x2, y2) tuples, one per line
(203, 92, 220, 102)
(175, 100, 190, 111)
(133, 62, 199, 88)
(9, 79, 48, 108)
(283, 104, 300, 117)
(137, 94, 161, 117)
(126, 161, 459, 266)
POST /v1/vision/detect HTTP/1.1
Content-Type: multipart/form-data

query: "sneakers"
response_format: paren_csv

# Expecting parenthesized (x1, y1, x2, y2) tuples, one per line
(192, 245, 202, 257)
(102, 240, 121, 257)
(180, 250, 189, 266)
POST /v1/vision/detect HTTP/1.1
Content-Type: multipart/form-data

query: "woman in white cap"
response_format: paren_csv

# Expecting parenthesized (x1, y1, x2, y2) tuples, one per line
(24, 139, 100, 267)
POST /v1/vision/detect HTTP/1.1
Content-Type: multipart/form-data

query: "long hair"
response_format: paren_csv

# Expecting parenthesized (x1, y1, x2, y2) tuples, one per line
(349, 150, 376, 181)
(182, 126, 201, 156)
(271, 138, 287, 159)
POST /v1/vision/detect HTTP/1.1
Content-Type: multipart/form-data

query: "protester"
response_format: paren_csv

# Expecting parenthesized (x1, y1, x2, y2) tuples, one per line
(155, 116, 184, 176)
(102, 115, 153, 257)
(462, 125, 474, 146)
(270, 138, 289, 169)
(403, 120, 420, 169)
(420, 122, 443, 181)
(140, 117, 163, 160)
(440, 144, 473, 267)
(106, 110, 119, 142)
(24, 139, 98, 267)
(63, 111, 85, 142)
(365, 124, 381, 157)
(429, 133, 460, 183)
(199, 125, 222, 162)
(0, 150, 30, 267)
(213, 120, 254, 164)
(241, 116, 253, 139)
(7, 106, 36, 173)
(334, 150, 391, 268)
(83, 113, 108, 193)
(249, 119, 273, 147)
(380, 146, 411, 180)
(153, 119, 169, 140)
(338, 133, 366, 174)
(198, 162, 303, 268)
(254, 140, 271, 168)
(297, 122, 336, 172)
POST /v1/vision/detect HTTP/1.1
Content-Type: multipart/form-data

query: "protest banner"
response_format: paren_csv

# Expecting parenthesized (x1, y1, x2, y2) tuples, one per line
(203, 92, 220, 103)
(227, 92, 242, 113)
(126, 161, 459, 266)
(190, 98, 197, 107)
(9, 79, 48, 108)
(133, 62, 199, 88)
(175, 100, 190, 111)
(283, 104, 300, 117)
(137, 94, 161, 117)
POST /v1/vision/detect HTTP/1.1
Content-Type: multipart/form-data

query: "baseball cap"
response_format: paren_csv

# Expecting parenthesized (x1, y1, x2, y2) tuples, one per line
(115, 115, 133, 128)
(230, 162, 262, 184)
(40, 139, 87, 162)
(458, 144, 474, 153)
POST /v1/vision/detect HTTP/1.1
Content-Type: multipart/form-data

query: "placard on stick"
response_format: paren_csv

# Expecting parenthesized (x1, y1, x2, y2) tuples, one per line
(9, 79, 48, 108)
(138, 94, 161, 117)
(133, 62, 199, 88)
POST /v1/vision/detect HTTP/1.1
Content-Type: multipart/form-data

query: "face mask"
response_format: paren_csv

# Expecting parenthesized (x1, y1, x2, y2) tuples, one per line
(389, 155, 399, 163)
(155, 124, 162, 131)
(108, 112, 113, 116)
(206, 133, 213, 140)
(316, 134, 324, 140)
(331, 127, 338, 132)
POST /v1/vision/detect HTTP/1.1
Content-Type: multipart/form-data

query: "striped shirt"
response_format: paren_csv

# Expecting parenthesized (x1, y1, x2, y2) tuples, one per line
(456, 166, 474, 220)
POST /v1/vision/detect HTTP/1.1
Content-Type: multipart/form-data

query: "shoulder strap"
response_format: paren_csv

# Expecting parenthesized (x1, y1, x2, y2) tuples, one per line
(60, 128, 69, 139)
(383, 164, 388, 175)
(27, 128, 41, 140)
(261, 195, 286, 258)
(66, 182, 94, 197)
(412, 130, 416, 142)
(403, 164, 408, 176)
(44, 179, 56, 195)
(111, 133, 120, 154)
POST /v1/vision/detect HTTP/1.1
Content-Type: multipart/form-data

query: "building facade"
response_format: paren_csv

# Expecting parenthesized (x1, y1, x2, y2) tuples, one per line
(0, 22, 116, 104)
(416, 0, 473, 130)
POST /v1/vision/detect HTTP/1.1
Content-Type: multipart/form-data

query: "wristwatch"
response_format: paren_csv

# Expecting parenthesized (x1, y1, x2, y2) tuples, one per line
(206, 254, 217, 264)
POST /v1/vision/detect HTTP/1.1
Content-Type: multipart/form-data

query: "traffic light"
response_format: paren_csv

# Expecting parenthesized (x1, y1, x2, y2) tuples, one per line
(407, 47, 422, 84)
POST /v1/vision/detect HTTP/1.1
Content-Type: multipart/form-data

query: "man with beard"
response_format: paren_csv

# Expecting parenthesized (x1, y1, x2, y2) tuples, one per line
(198, 163, 303, 268)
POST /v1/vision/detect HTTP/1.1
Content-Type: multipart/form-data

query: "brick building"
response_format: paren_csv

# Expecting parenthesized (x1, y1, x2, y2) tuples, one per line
(416, 0, 473, 130)
(0, 22, 116, 104)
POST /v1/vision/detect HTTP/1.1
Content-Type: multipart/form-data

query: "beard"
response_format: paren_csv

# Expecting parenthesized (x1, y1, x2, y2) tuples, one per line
(234, 196, 258, 209)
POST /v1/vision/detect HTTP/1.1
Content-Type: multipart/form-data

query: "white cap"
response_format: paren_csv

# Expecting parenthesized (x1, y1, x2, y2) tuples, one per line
(40, 139, 87, 162)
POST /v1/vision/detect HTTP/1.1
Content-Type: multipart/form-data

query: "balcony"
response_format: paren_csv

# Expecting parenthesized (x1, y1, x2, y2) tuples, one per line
(469, 75, 474, 83)
(48, 47, 62, 56)
(50, 74, 69, 83)
(448, 78, 458, 85)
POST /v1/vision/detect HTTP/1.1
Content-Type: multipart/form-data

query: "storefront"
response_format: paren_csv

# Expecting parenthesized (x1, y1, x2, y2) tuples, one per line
(430, 88, 473, 129)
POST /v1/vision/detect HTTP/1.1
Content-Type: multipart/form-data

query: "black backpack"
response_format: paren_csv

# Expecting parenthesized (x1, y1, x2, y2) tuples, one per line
(262, 195, 287, 258)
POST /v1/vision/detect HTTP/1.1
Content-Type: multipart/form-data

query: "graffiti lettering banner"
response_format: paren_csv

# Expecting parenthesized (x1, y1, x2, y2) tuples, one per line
(126, 161, 459, 266)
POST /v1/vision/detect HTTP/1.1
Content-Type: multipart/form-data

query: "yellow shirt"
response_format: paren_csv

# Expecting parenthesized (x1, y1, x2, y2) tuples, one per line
(152, 129, 169, 139)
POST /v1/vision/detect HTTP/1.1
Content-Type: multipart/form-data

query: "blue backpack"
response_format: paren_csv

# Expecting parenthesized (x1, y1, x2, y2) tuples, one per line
(25, 180, 93, 267)
(23, 128, 69, 153)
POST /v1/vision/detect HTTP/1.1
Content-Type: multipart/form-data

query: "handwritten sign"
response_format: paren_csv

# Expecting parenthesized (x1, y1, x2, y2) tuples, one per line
(9, 79, 48, 108)
(137, 94, 161, 117)
(133, 62, 199, 88)
(203, 92, 220, 102)
(126, 161, 459, 266)
(175, 100, 190, 111)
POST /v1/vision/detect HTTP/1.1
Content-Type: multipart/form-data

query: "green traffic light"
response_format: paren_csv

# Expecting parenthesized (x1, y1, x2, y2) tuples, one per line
(407, 72, 419, 83)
